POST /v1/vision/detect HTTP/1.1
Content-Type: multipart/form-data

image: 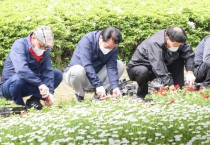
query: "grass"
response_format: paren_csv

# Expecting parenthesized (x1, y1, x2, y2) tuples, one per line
(0, 86, 210, 145)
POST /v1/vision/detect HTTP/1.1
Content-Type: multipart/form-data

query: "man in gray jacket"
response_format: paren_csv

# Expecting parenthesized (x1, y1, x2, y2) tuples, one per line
(194, 35, 210, 86)
(127, 26, 195, 99)
(64, 26, 124, 102)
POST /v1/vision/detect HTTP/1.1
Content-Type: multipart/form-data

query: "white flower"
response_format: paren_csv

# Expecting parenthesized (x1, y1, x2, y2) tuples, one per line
(67, 143, 75, 145)
(187, 21, 195, 29)
(121, 138, 129, 144)
(112, 134, 119, 138)
(113, 7, 123, 13)
(85, 126, 90, 129)
(155, 133, 162, 137)
(132, 141, 138, 145)
(40, 142, 48, 145)
(25, 16, 31, 21)
(76, 136, 84, 140)
(38, 137, 45, 142)
(174, 134, 183, 139)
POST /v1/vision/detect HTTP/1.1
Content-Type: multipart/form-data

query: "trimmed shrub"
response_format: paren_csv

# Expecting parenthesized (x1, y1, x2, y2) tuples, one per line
(0, 0, 210, 72)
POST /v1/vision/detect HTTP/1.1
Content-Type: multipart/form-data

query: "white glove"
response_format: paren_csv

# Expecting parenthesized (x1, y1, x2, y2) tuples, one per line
(112, 87, 121, 97)
(96, 86, 107, 98)
(186, 71, 196, 86)
(45, 93, 54, 106)
(39, 84, 50, 98)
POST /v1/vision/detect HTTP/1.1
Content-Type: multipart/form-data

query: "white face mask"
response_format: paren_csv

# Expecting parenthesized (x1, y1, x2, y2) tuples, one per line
(168, 47, 179, 52)
(100, 43, 111, 55)
(32, 46, 45, 56)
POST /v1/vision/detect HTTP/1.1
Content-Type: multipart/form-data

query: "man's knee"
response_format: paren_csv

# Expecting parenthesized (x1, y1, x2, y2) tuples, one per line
(54, 69, 63, 83)
(203, 61, 210, 69)
(1, 75, 26, 99)
(10, 75, 26, 86)
(117, 60, 125, 77)
(129, 65, 149, 79)
(64, 65, 86, 85)
(195, 62, 210, 77)
(53, 69, 63, 88)
(71, 65, 86, 78)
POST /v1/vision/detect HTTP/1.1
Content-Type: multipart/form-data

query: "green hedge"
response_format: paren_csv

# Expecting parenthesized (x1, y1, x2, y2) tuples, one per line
(0, 0, 210, 72)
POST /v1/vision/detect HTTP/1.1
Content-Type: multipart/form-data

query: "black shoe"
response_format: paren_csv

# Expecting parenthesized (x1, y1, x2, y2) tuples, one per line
(26, 97, 43, 110)
(144, 98, 153, 103)
(75, 94, 84, 102)
(137, 94, 145, 100)
(137, 87, 148, 99)
(136, 89, 153, 103)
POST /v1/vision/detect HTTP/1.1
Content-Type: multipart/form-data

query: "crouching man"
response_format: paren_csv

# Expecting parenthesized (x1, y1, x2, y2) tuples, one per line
(0, 26, 63, 110)
(64, 26, 125, 102)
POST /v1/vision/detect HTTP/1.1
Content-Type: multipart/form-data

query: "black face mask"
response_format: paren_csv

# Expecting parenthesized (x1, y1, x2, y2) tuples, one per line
(164, 49, 179, 65)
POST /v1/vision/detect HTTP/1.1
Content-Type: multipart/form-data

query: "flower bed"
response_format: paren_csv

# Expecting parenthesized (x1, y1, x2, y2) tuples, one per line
(0, 87, 210, 144)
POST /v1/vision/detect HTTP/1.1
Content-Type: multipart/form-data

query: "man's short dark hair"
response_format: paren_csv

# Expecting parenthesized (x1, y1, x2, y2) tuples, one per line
(101, 26, 122, 44)
(166, 26, 187, 43)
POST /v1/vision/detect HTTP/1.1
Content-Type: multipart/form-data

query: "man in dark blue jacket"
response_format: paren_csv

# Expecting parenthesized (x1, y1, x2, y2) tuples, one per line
(0, 26, 63, 110)
(64, 26, 124, 102)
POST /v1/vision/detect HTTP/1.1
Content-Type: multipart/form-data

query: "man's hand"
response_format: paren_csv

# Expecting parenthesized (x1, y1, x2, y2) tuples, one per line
(112, 87, 121, 97)
(45, 93, 54, 106)
(96, 86, 107, 98)
(39, 84, 50, 98)
(186, 71, 196, 87)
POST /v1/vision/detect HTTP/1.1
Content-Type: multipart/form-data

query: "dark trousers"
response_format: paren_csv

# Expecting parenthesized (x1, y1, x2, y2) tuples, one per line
(1, 69, 63, 105)
(127, 57, 184, 97)
(194, 62, 210, 86)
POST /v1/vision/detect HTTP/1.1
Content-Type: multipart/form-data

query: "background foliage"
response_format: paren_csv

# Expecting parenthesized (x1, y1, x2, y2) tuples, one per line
(0, 0, 210, 72)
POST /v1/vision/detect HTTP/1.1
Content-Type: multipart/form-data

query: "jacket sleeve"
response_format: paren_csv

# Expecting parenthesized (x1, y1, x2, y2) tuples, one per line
(147, 43, 174, 86)
(202, 37, 210, 64)
(9, 40, 43, 86)
(180, 42, 195, 71)
(40, 51, 54, 94)
(106, 49, 119, 90)
(78, 37, 103, 87)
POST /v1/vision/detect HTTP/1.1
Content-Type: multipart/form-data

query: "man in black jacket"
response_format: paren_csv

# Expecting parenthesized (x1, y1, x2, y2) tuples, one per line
(127, 26, 195, 99)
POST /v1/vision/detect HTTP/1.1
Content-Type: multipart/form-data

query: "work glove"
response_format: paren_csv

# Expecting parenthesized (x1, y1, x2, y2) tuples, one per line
(45, 93, 54, 106)
(96, 86, 108, 99)
(186, 71, 196, 87)
(39, 84, 50, 98)
(112, 87, 121, 97)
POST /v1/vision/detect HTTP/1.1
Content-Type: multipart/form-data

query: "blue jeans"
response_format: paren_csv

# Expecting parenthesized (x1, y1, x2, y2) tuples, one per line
(0, 69, 63, 105)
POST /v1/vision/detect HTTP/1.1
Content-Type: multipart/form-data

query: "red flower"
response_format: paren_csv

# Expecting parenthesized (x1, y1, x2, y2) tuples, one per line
(202, 95, 209, 99)
(199, 87, 204, 90)
(153, 90, 158, 94)
(187, 86, 196, 91)
(170, 99, 175, 104)
(174, 84, 180, 89)
(160, 92, 167, 96)
(158, 87, 167, 93)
